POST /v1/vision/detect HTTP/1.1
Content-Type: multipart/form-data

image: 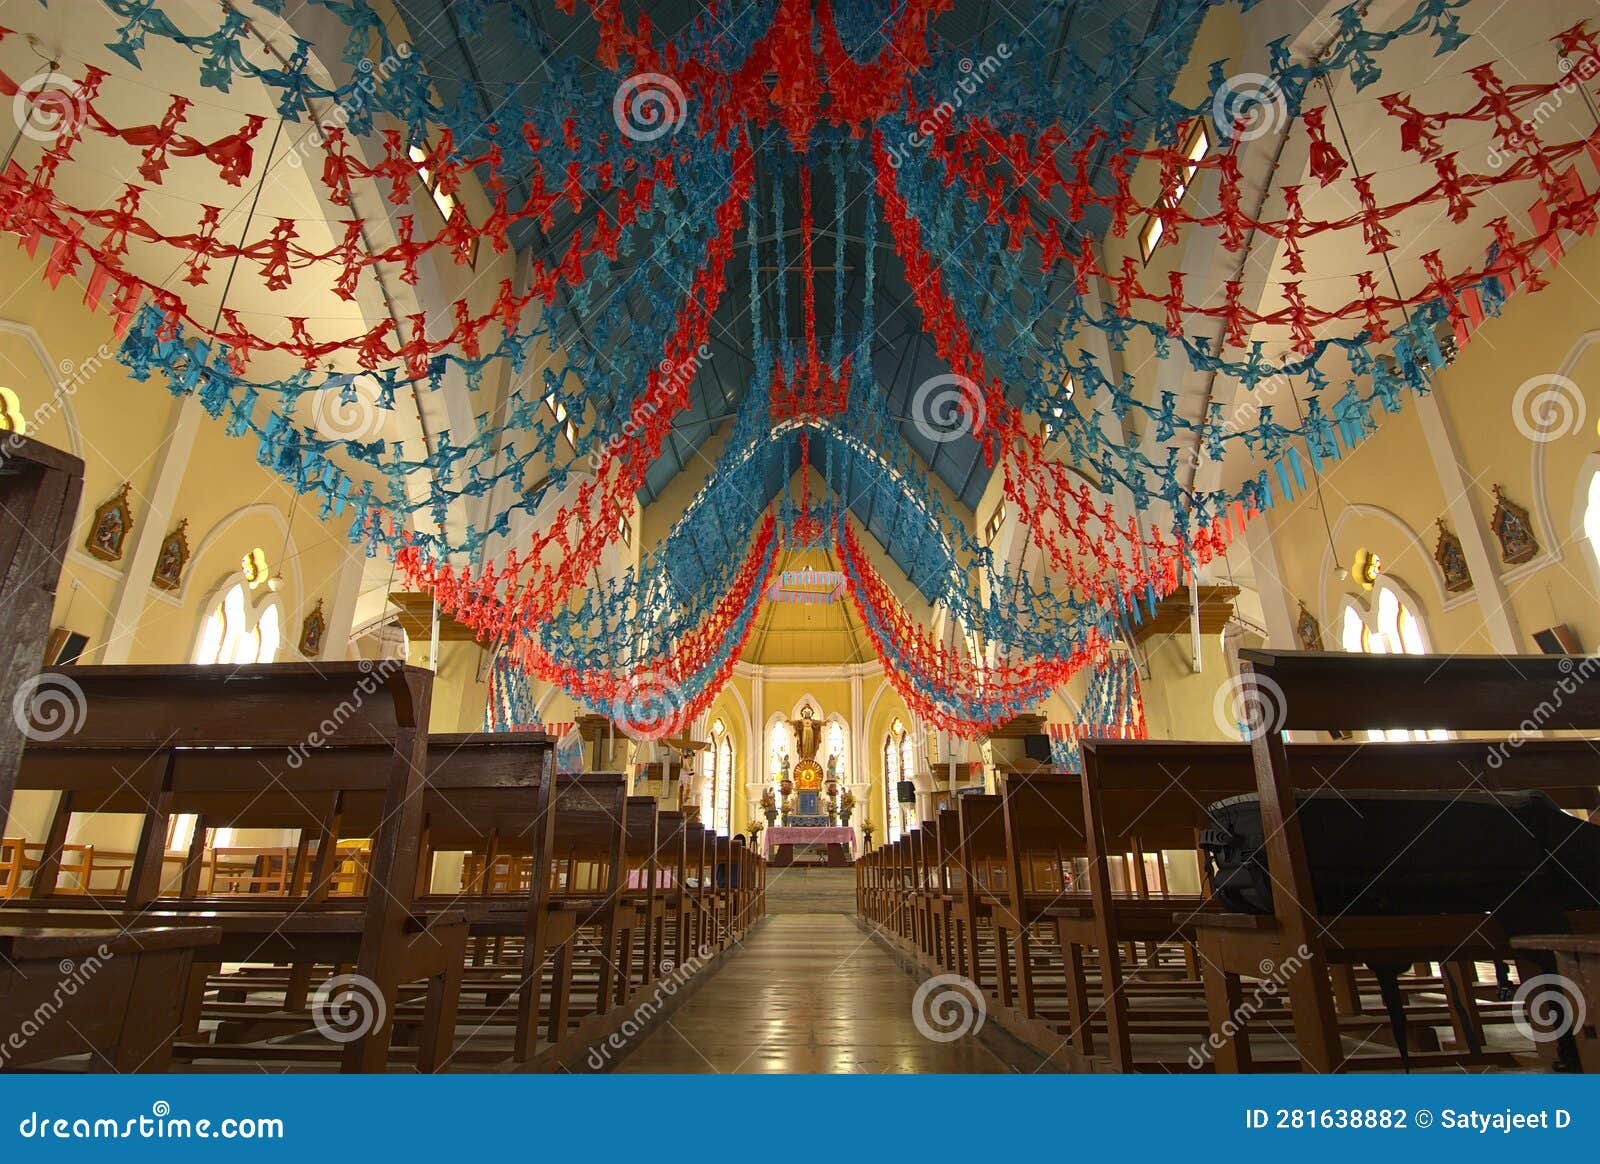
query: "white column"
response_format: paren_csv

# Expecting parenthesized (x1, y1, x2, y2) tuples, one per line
(1413, 391, 1523, 651)
(323, 543, 367, 661)
(1242, 512, 1299, 648)
(98, 396, 204, 663)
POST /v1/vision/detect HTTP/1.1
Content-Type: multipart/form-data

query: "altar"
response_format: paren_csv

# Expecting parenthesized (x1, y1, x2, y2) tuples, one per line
(764, 826, 854, 867)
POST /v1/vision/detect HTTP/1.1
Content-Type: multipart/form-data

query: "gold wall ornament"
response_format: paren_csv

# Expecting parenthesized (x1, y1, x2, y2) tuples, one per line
(1432, 519, 1473, 593)
(151, 519, 189, 591)
(298, 599, 326, 658)
(1350, 546, 1382, 590)
(1295, 601, 1324, 651)
(85, 483, 133, 562)
(1489, 485, 1538, 564)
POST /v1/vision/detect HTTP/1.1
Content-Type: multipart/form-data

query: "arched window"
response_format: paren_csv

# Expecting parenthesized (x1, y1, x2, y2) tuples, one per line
(825, 720, 848, 782)
(885, 717, 913, 843)
(1339, 577, 1443, 741)
(1583, 469, 1600, 574)
(767, 718, 792, 822)
(194, 572, 283, 666)
(703, 718, 733, 837)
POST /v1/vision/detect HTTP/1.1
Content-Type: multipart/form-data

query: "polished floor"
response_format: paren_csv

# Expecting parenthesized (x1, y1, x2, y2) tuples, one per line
(613, 913, 1014, 1073)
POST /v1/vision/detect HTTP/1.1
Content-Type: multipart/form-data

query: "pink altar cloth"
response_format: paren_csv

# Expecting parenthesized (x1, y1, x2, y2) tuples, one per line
(763, 826, 854, 858)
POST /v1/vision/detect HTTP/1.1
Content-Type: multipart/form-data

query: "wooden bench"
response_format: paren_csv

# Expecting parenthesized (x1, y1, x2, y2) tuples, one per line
(0, 434, 82, 824)
(541, 771, 629, 1045)
(3, 662, 467, 1072)
(1512, 934, 1600, 1072)
(0, 926, 220, 1072)
(411, 731, 558, 1063)
(1199, 649, 1600, 1072)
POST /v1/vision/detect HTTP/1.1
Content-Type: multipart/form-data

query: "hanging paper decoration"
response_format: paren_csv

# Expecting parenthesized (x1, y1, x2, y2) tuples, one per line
(2, 0, 1595, 737)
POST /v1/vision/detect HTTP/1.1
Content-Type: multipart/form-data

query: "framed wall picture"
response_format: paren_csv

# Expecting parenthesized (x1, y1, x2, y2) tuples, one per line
(299, 599, 326, 658)
(85, 483, 133, 562)
(1489, 485, 1538, 564)
(1295, 601, 1324, 651)
(152, 519, 189, 591)
(1433, 519, 1472, 593)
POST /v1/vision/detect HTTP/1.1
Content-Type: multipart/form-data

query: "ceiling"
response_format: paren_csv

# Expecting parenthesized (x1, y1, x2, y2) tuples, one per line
(392, 0, 1205, 593)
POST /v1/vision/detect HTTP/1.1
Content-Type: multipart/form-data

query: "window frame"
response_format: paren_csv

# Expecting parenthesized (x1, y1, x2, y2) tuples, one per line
(1139, 120, 1212, 263)
(408, 143, 480, 268)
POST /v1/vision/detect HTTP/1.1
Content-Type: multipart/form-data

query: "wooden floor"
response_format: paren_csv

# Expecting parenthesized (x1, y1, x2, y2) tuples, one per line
(614, 913, 1014, 1073)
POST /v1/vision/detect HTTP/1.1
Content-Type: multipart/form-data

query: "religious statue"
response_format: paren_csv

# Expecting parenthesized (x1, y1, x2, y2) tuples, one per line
(788, 705, 827, 823)
(779, 749, 791, 780)
(826, 750, 838, 782)
(792, 704, 820, 761)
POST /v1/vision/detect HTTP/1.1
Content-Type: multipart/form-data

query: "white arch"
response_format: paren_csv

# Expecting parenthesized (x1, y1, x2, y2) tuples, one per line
(1571, 451, 1600, 604)
(1529, 330, 1600, 559)
(0, 318, 87, 458)
(1315, 502, 1448, 628)
(177, 502, 303, 611)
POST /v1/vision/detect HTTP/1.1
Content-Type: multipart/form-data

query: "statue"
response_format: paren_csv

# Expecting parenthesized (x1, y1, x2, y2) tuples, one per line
(826, 750, 838, 782)
(779, 750, 791, 780)
(793, 705, 820, 761)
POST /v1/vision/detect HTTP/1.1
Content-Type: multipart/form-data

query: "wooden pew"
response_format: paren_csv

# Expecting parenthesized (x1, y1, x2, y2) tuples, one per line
(652, 811, 689, 971)
(1199, 649, 1600, 1073)
(1512, 934, 1600, 1072)
(412, 731, 557, 1063)
(0, 925, 219, 1071)
(952, 795, 1014, 998)
(0, 434, 82, 822)
(617, 795, 662, 1004)
(3, 662, 467, 1072)
(541, 771, 630, 1045)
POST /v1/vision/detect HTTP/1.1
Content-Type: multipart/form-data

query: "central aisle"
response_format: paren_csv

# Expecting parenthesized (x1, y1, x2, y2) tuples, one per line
(614, 914, 1013, 1073)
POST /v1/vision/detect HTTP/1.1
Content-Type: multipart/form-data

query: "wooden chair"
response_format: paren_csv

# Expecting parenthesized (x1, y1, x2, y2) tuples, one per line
(1199, 649, 1600, 1072)
(3, 662, 467, 1072)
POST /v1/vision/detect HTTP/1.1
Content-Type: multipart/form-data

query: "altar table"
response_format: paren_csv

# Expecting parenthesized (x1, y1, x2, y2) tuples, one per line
(764, 826, 854, 860)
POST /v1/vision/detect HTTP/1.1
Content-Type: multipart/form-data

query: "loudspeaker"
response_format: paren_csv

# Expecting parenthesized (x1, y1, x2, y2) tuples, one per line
(43, 627, 89, 667)
(1533, 624, 1582, 655)
(896, 780, 916, 804)
(1022, 733, 1051, 762)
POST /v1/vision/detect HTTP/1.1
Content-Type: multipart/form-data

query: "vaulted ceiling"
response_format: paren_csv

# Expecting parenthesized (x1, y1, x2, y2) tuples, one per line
(393, 0, 1205, 593)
